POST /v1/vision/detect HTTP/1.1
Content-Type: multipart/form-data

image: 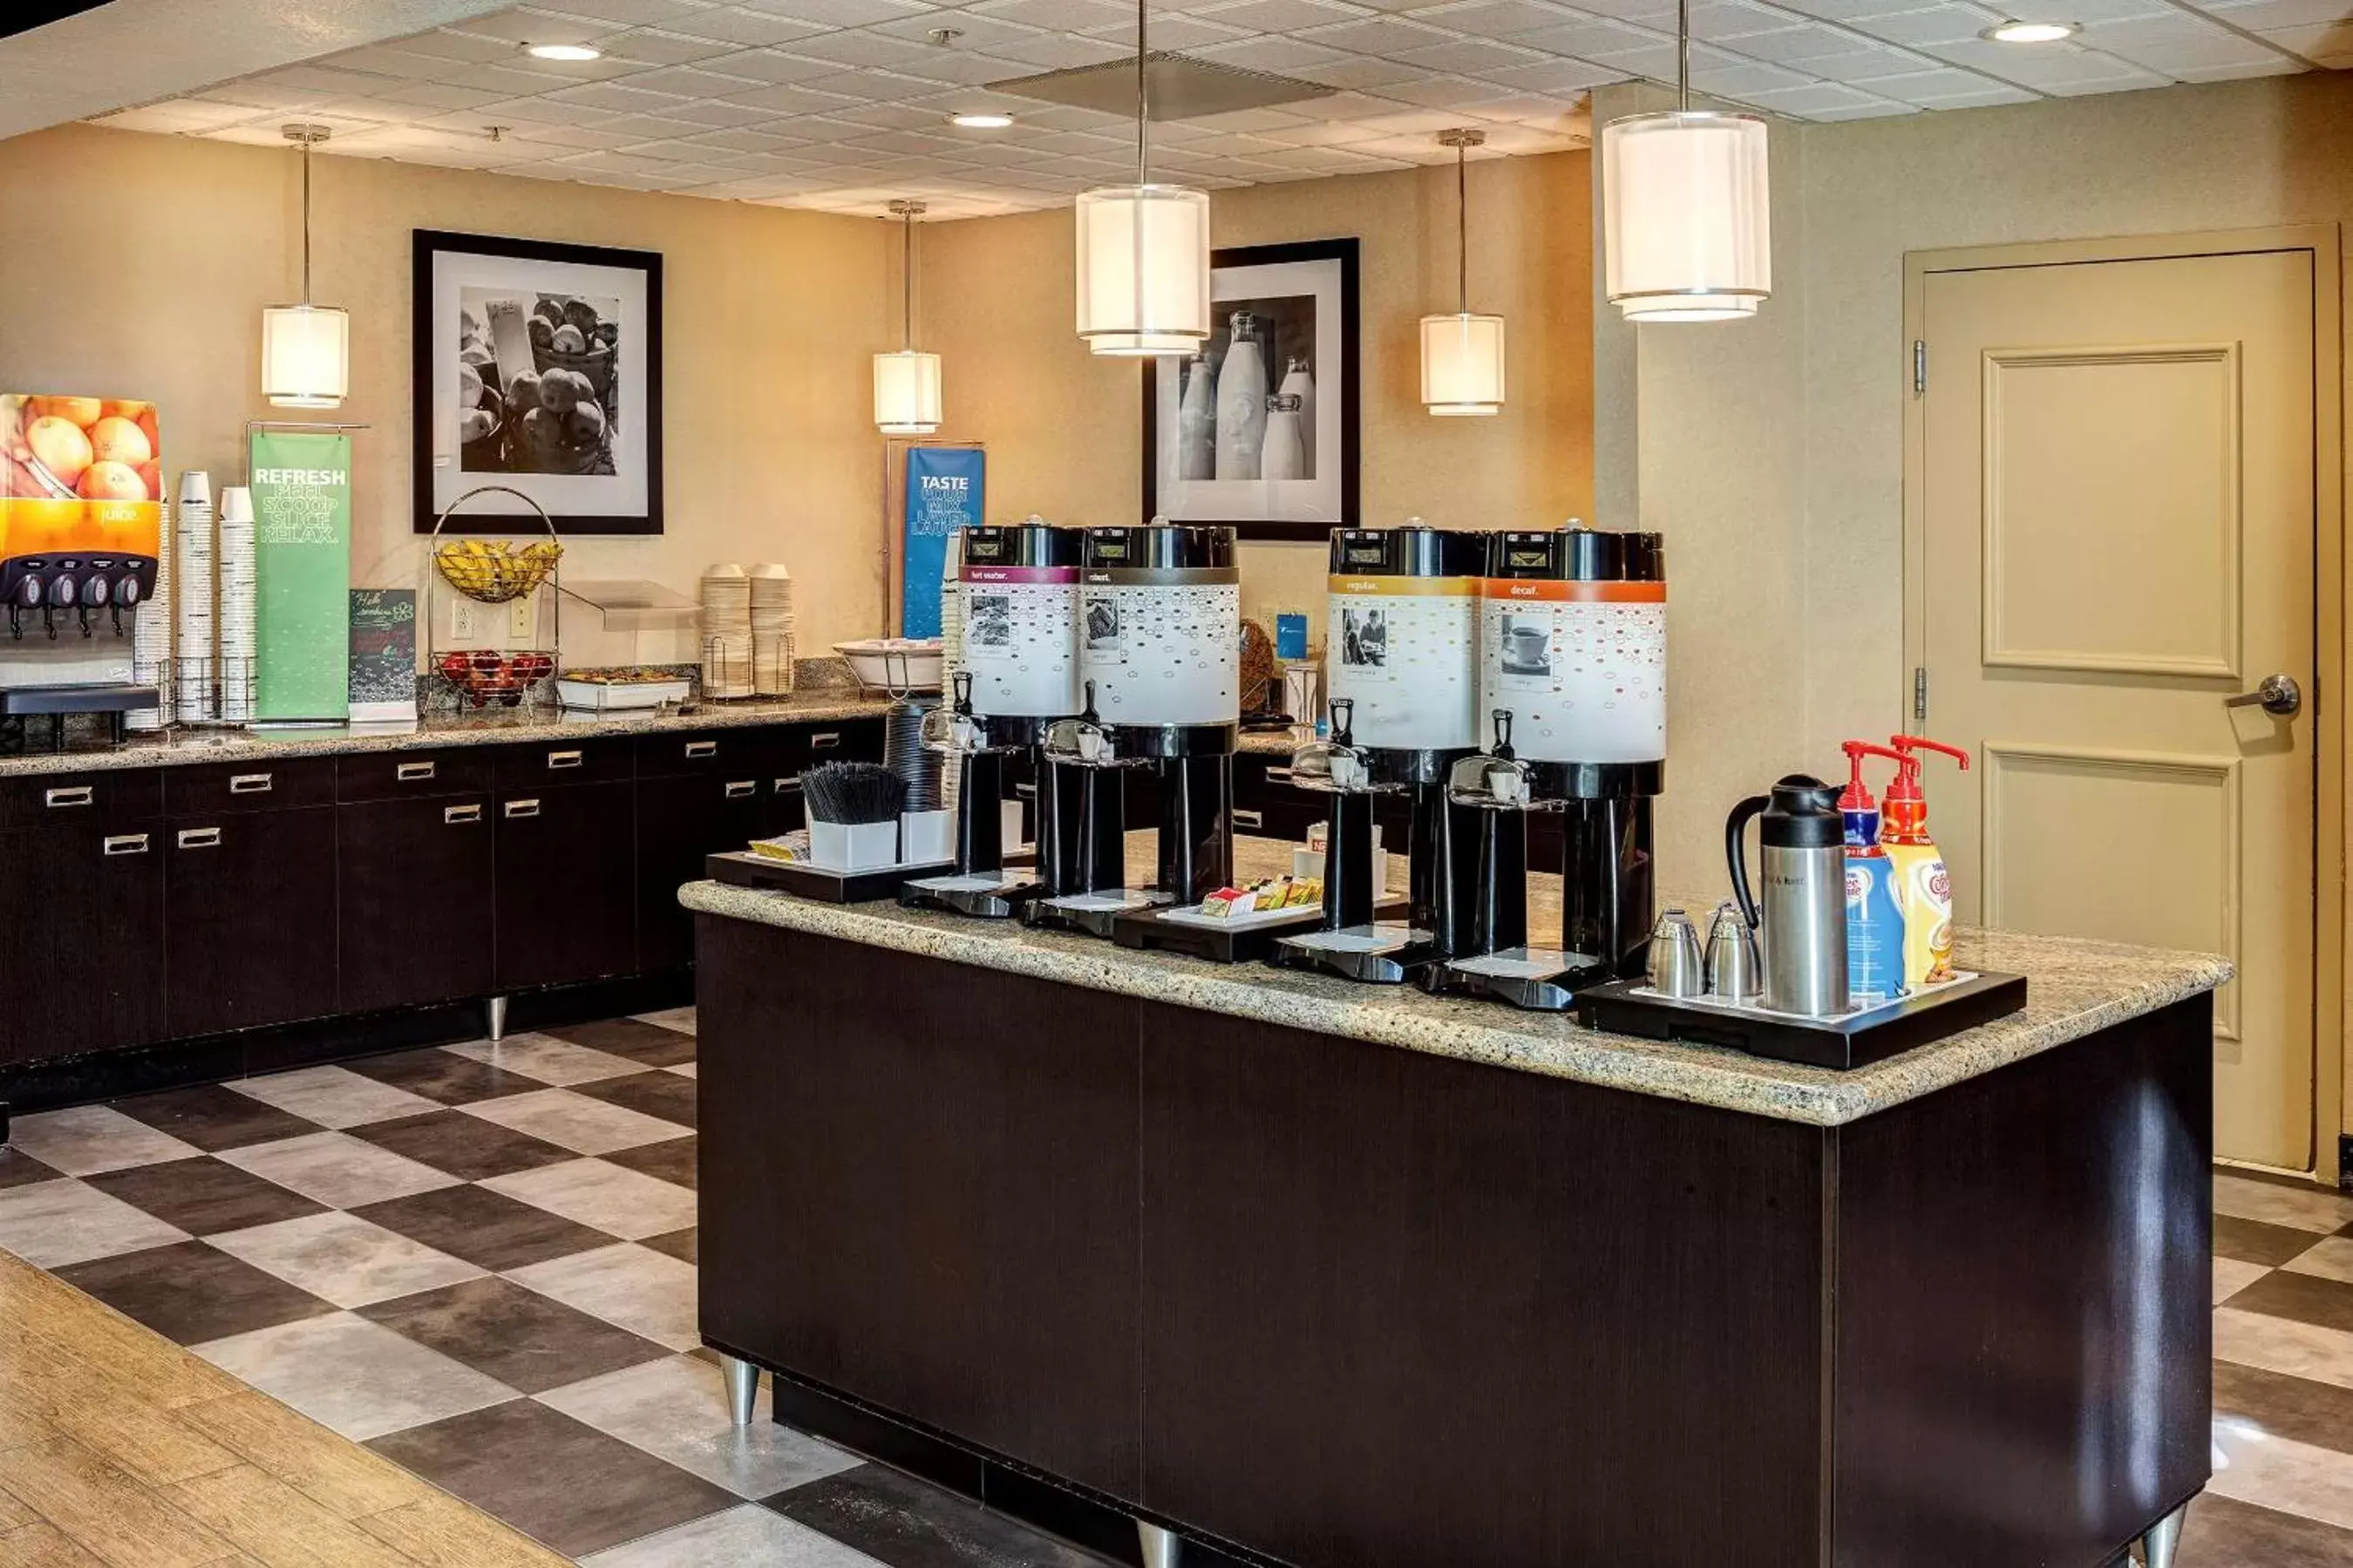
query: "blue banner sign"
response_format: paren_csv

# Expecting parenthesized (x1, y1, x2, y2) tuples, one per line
(901, 445, 984, 638)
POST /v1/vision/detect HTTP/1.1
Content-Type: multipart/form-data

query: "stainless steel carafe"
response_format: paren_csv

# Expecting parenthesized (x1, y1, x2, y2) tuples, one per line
(1725, 777, 1849, 1017)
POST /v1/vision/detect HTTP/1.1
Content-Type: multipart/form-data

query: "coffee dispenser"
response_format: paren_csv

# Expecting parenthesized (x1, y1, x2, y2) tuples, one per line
(901, 519, 1083, 919)
(1026, 520, 1240, 937)
(1428, 525, 1666, 1009)
(1270, 523, 1485, 981)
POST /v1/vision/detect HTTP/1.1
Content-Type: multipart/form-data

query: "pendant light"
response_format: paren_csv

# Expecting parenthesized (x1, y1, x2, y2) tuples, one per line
(1600, 0, 1772, 322)
(874, 200, 943, 435)
(262, 124, 350, 409)
(1074, 0, 1209, 356)
(1420, 128, 1504, 417)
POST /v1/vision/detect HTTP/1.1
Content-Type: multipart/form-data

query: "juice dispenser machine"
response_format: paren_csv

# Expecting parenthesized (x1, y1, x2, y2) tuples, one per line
(1, 395, 162, 639)
(1429, 526, 1666, 1009)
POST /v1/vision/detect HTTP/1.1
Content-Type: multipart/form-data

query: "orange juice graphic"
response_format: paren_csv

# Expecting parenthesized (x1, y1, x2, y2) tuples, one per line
(1, 393, 162, 614)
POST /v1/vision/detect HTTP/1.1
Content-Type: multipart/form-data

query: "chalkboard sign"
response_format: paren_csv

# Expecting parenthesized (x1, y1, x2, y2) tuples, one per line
(349, 588, 418, 723)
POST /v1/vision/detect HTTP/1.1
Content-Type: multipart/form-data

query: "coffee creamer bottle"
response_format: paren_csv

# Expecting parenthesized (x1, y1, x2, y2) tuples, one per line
(1838, 741, 1908, 1003)
(1880, 736, 1971, 988)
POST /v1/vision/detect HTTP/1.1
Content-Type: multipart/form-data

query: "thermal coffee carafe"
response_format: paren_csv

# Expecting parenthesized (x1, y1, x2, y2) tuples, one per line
(1027, 520, 1240, 938)
(1724, 776, 1851, 1017)
(1428, 525, 1667, 1009)
(901, 519, 1085, 919)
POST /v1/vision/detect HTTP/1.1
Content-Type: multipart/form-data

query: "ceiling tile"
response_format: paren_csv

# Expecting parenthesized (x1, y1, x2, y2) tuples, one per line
(969, 0, 1140, 27)
(796, 66, 958, 95)
(537, 0, 720, 22)
(871, 10, 1044, 45)
(389, 29, 539, 64)
(1294, 14, 1461, 53)
(1685, 0, 1803, 37)
(1374, 71, 1521, 103)
(724, 79, 869, 108)
(2170, 51, 2309, 76)
(2104, 31, 2281, 70)
(2206, 0, 2353, 26)
(982, 30, 1135, 64)
(785, 28, 955, 65)
(2259, 21, 2353, 61)
(1720, 22, 1879, 60)
(374, 80, 517, 110)
(1773, 40, 1937, 78)
(1187, 34, 1350, 64)
(1085, 15, 1259, 45)
(445, 9, 613, 45)
(669, 5, 845, 43)
(1506, 17, 1670, 54)
(1689, 57, 1815, 90)
(740, 0, 941, 22)
(1389, 34, 1552, 69)
(1191, 0, 1369, 29)
(1399, 0, 1591, 38)
(1286, 52, 1429, 82)
(542, 77, 696, 107)
(596, 27, 749, 61)
(314, 45, 472, 79)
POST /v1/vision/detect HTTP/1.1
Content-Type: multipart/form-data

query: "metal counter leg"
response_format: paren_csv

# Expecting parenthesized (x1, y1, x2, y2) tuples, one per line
(721, 1354, 758, 1427)
(2142, 1497, 2191, 1568)
(486, 994, 508, 1043)
(1137, 1521, 1184, 1568)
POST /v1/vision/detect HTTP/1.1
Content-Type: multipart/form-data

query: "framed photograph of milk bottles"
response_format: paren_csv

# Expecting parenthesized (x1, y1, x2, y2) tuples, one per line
(1142, 238, 1360, 543)
(410, 229, 665, 535)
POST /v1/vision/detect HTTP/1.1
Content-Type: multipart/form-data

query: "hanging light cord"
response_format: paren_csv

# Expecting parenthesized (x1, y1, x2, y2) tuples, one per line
(1455, 139, 1468, 316)
(901, 207, 914, 352)
(1678, 0, 1690, 111)
(1134, 0, 1149, 187)
(300, 133, 314, 306)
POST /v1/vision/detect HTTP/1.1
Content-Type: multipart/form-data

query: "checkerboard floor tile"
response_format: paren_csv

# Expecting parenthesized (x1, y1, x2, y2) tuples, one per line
(0, 1015, 1120, 1565)
(39, 1018, 2353, 1565)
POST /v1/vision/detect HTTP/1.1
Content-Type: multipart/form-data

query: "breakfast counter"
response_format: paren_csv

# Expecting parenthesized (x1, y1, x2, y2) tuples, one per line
(688, 844, 2220, 1568)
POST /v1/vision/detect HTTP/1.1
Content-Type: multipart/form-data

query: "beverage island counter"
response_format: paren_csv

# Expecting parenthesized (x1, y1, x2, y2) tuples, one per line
(683, 841, 2228, 1568)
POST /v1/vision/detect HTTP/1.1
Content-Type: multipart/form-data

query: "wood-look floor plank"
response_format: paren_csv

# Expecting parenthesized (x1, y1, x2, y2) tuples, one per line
(162, 1465, 416, 1568)
(0, 1263, 240, 1410)
(0, 1436, 236, 1568)
(173, 1393, 429, 1523)
(0, 1343, 238, 1490)
(0, 1521, 108, 1568)
(353, 1492, 573, 1568)
(0, 1489, 35, 1534)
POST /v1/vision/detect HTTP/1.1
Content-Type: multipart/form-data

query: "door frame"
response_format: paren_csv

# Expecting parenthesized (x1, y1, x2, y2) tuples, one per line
(1901, 226, 2346, 1182)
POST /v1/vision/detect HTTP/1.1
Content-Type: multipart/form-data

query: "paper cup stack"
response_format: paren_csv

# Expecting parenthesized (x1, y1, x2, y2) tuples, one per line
(217, 486, 258, 723)
(173, 472, 214, 724)
(750, 563, 795, 696)
(128, 479, 183, 731)
(701, 563, 752, 700)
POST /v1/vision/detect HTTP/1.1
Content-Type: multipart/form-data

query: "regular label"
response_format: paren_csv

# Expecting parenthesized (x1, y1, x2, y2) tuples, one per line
(1326, 575, 1478, 750)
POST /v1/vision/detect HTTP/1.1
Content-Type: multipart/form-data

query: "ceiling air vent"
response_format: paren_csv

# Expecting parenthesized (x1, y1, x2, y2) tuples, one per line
(989, 51, 1336, 121)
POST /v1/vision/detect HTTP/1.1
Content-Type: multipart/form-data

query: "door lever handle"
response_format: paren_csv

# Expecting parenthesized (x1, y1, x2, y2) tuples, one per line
(2226, 674, 2302, 717)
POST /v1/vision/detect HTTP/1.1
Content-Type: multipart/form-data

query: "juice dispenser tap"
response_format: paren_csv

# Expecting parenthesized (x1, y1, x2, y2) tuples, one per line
(900, 672, 1049, 920)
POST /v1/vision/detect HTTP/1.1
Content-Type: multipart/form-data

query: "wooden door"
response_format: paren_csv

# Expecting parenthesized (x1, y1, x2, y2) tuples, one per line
(0, 823, 165, 1063)
(493, 780, 637, 991)
(1915, 242, 2325, 1170)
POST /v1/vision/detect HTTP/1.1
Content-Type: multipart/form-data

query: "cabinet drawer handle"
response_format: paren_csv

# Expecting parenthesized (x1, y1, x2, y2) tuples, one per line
(547, 750, 583, 770)
(228, 773, 273, 795)
(775, 775, 804, 794)
(45, 785, 92, 808)
(810, 731, 841, 750)
(445, 804, 482, 825)
(684, 740, 718, 759)
(1264, 766, 1295, 783)
(176, 827, 221, 849)
(1233, 808, 1264, 829)
(103, 833, 149, 856)
(398, 761, 438, 782)
(504, 798, 541, 819)
(1014, 782, 1037, 798)
(724, 779, 757, 798)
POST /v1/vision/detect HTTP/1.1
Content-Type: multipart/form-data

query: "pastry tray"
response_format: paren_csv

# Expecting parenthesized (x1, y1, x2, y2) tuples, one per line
(1574, 970, 2028, 1070)
(1115, 893, 1406, 964)
(706, 851, 956, 905)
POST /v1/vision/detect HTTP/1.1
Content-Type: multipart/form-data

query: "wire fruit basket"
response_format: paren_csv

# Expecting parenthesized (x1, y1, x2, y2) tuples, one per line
(434, 536, 562, 605)
(425, 486, 563, 709)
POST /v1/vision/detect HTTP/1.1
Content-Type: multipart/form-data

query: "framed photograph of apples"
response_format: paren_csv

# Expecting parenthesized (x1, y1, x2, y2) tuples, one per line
(1141, 237, 1360, 543)
(411, 229, 664, 535)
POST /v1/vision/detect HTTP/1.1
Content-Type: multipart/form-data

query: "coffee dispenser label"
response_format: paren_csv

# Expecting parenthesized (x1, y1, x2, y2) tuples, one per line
(1328, 575, 1479, 597)
(1478, 579, 1666, 764)
(1327, 576, 1480, 750)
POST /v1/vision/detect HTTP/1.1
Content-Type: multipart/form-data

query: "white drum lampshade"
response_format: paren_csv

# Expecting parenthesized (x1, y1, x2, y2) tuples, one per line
(1420, 312, 1504, 416)
(262, 302, 350, 410)
(1602, 110, 1772, 323)
(874, 349, 942, 435)
(1076, 184, 1211, 356)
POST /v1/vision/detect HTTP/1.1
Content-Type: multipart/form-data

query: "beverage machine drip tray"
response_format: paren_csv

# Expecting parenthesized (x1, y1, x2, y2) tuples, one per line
(1574, 970, 2029, 1071)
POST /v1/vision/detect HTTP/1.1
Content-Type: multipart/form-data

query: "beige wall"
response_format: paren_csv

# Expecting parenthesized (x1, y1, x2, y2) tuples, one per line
(924, 149, 1596, 637)
(0, 122, 897, 664)
(1593, 71, 2353, 1147)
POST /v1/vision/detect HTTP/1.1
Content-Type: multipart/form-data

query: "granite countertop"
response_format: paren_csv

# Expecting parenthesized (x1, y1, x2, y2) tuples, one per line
(0, 691, 897, 777)
(678, 835, 2231, 1127)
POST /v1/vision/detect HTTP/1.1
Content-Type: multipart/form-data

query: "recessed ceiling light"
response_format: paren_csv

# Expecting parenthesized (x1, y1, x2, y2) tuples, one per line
(950, 112, 1015, 129)
(1982, 19, 2078, 41)
(524, 41, 604, 61)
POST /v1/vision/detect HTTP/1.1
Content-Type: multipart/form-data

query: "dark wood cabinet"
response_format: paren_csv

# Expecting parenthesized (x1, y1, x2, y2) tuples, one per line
(338, 795, 493, 1013)
(0, 822, 166, 1064)
(637, 771, 772, 971)
(166, 806, 339, 1038)
(493, 779, 637, 991)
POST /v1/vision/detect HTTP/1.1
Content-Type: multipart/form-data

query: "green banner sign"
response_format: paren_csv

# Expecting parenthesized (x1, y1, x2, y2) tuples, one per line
(248, 430, 352, 722)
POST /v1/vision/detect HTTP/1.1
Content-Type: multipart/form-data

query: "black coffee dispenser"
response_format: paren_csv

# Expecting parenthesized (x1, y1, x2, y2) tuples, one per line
(1425, 526, 1667, 1010)
(899, 673, 1046, 919)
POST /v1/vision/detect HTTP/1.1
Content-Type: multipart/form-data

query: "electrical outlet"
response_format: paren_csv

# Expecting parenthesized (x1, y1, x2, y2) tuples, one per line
(450, 598, 481, 642)
(508, 596, 534, 642)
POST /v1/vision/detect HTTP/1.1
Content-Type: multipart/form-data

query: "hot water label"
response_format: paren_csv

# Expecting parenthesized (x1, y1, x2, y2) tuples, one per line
(1478, 578, 1666, 764)
(1078, 567, 1241, 727)
(1326, 574, 1479, 750)
(958, 563, 1080, 720)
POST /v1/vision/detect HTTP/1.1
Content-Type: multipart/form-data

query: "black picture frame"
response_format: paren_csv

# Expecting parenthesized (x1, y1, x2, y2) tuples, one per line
(411, 228, 665, 535)
(1140, 236, 1360, 543)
